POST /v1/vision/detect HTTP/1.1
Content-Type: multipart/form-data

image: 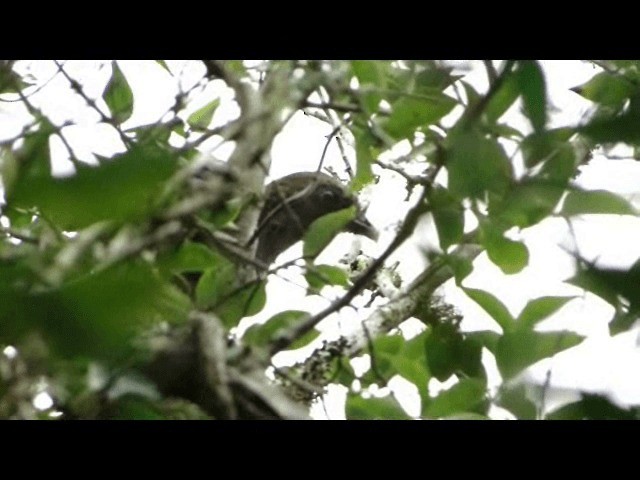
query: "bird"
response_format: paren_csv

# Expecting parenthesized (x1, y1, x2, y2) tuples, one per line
(252, 172, 378, 265)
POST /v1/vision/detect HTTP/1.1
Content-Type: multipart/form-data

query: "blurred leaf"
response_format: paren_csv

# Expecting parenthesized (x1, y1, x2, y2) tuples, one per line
(516, 296, 575, 330)
(579, 111, 640, 144)
(414, 66, 459, 92)
(346, 393, 411, 420)
(8, 143, 178, 230)
(609, 311, 640, 336)
(363, 333, 431, 394)
(305, 264, 349, 294)
(206, 197, 244, 229)
(351, 61, 387, 112)
(442, 253, 474, 285)
(447, 131, 513, 200)
(159, 241, 218, 274)
(566, 257, 640, 321)
(496, 330, 584, 379)
(108, 395, 166, 420)
(195, 253, 266, 327)
(155, 60, 171, 73)
(561, 189, 637, 216)
(195, 256, 237, 308)
(486, 123, 524, 140)
(572, 72, 637, 108)
(461, 81, 482, 107)
(104, 62, 134, 123)
(303, 206, 356, 259)
(463, 287, 515, 332)
(394, 331, 430, 396)
(496, 383, 538, 419)
(484, 72, 520, 123)
(215, 281, 266, 329)
(546, 393, 640, 420)
(521, 127, 575, 169)
(566, 264, 621, 308)
(465, 330, 501, 353)
(352, 129, 376, 192)
(334, 357, 357, 387)
(187, 98, 220, 131)
(0, 261, 188, 359)
(428, 186, 464, 250)
(424, 323, 484, 382)
(423, 378, 488, 418)
(383, 94, 456, 140)
(516, 61, 547, 132)
(0, 61, 29, 94)
(243, 310, 311, 348)
(490, 181, 565, 228)
(480, 221, 530, 274)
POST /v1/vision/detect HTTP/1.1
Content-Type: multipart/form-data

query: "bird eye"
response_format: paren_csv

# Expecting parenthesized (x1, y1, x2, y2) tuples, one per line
(320, 189, 337, 202)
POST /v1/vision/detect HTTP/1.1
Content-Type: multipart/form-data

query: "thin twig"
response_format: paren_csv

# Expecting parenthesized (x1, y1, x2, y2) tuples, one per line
(53, 60, 133, 149)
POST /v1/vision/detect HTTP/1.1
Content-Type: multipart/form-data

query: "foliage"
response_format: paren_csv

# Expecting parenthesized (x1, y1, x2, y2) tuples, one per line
(0, 60, 638, 419)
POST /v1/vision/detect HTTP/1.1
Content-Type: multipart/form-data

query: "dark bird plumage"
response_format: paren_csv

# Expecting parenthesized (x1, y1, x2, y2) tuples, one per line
(253, 172, 378, 265)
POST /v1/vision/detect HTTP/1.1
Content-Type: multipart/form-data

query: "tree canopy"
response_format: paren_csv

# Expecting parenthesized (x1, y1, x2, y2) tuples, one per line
(1, 60, 639, 420)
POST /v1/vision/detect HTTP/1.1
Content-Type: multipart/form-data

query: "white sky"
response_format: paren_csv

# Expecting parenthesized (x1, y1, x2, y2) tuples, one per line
(2, 60, 640, 419)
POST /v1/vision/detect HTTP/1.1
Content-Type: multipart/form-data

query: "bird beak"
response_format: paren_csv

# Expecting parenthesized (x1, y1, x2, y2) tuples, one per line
(347, 213, 379, 242)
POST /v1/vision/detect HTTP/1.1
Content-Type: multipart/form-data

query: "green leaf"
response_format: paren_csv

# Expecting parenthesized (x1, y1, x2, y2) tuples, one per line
(516, 296, 575, 330)
(0, 261, 188, 360)
(305, 264, 349, 294)
(462, 287, 515, 332)
(579, 111, 640, 144)
(424, 323, 484, 382)
(352, 129, 376, 192)
(572, 72, 637, 108)
(516, 61, 547, 132)
(206, 197, 244, 229)
(565, 266, 620, 308)
(484, 72, 520, 123)
(521, 127, 575, 169)
(561, 189, 637, 216)
(0, 61, 29, 94)
(537, 143, 577, 183)
(566, 258, 640, 317)
(159, 241, 218, 274)
(428, 186, 464, 250)
(465, 330, 501, 353)
(155, 60, 171, 73)
(394, 332, 431, 396)
(496, 383, 538, 419)
(490, 181, 565, 228)
(195, 256, 267, 327)
(546, 393, 640, 420)
(243, 310, 311, 348)
(195, 256, 237, 309)
(346, 393, 411, 420)
(383, 94, 457, 140)
(8, 143, 178, 230)
(364, 333, 431, 393)
(495, 330, 584, 379)
(480, 221, 529, 275)
(442, 253, 474, 285)
(423, 378, 488, 418)
(303, 206, 356, 259)
(104, 61, 134, 123)
(351, 60, 387, 112)
(187, 98, 220, 131)
(447, 131, 513, 200)
(215, 281, 267, 329)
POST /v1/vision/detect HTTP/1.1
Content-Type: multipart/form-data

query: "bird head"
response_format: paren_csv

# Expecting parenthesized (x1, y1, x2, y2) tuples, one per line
(253, 172, 378, 265)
